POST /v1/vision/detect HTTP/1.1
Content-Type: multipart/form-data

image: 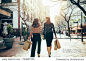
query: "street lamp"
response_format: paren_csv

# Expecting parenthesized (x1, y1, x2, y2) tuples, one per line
(81, 12, 83, 42)
(73, 21, 78, 38)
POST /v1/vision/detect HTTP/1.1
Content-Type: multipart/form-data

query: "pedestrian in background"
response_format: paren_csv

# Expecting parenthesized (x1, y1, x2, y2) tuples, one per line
(63, 30, 66, 37)
(44, 17, 57, 57)
(28, 18, 42, 57)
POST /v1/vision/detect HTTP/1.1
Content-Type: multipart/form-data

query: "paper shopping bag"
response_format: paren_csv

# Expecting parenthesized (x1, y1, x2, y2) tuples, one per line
(54, 39, 61, 50)
(56, 39, 61, 49)
(54, 40, 57, 50)
(23, 40, 32, 51)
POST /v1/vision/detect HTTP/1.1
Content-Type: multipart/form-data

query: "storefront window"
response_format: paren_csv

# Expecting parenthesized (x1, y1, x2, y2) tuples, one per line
(2, 0, 12, 3)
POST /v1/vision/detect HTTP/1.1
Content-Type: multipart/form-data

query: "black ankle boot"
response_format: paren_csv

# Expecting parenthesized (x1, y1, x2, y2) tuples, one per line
(49, 55, 51, 57)
(38, 56, 40, 57)
(38, 54, 40, 57)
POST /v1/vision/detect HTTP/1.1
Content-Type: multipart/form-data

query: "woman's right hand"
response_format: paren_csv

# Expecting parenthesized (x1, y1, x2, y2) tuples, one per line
(28, 36, 31, 40)
(55, 36, 57, 39)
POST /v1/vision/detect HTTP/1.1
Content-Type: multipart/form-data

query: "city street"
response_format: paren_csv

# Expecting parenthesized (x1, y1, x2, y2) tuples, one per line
(11, 35, 86, 57)
(0, 0, 86, 60)
(0, 34, 86, 57)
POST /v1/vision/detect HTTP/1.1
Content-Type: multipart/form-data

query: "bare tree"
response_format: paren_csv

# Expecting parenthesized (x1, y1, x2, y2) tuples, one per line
(57, 20, 62, 31)
(55, 15, 67, 31)
(61, 19, 67, 30)
(70, 0, 86, 16)
(60, 3, 75, 37)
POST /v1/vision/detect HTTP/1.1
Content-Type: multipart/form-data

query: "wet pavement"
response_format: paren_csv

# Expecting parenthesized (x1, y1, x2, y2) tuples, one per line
(0, 34, 86, 57)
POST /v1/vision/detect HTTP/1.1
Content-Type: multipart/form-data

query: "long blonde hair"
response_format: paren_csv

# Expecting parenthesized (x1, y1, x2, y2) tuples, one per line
(46, 17, 51, 24)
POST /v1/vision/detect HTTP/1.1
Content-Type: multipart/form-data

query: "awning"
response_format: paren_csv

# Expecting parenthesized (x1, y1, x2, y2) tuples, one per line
(0, 8, 11, 18)
(66, 28, 72, 30)
(72, 27, 82, 30)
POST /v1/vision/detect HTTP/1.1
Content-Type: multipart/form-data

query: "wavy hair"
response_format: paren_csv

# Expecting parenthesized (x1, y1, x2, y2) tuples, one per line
(32, 18, 40, 28)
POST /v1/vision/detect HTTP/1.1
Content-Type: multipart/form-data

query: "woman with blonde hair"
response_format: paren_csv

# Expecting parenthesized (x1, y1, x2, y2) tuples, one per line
(44, 17, 57, 57)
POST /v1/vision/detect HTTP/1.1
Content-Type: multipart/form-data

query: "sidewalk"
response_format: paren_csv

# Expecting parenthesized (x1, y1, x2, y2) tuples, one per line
(0, 37, 24, 57)
(0, 35, 86, 57)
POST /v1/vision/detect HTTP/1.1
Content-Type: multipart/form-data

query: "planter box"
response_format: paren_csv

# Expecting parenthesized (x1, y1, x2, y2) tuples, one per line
(3, 36, 15, 48)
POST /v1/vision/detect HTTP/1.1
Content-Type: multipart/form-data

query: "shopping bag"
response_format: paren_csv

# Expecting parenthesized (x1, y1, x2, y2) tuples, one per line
(54, 40, 57, 50)
(56, 39, 61, 49)
(23, 40, 32, 51)
(54, 39, 61, 50)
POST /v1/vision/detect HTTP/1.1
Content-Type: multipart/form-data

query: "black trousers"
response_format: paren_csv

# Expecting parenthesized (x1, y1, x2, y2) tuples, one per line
(31, 33, 41, 57)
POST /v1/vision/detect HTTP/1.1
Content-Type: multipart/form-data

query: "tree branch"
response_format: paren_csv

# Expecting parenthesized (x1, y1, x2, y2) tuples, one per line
(68, 5, 74, 20)
(77, 4, 86, 16)
(70, 0, 86, 16)
(70, 0, 77, 4)
(77, 0, 80, 4)
(60, 8, 68, 22)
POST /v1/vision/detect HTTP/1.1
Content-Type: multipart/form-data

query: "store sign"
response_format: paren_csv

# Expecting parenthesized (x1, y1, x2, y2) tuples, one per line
(12, 0, 17, 2)
(0, 9, 11, 17)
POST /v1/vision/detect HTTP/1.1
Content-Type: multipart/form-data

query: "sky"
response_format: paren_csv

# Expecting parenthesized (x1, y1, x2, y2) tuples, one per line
(25, 0, 67, 23)
(42, 0, 67, 23)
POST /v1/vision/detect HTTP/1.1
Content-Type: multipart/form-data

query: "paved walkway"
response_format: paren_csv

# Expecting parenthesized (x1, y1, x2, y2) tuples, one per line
(12, 39, 86, 57)
(0, 35, 86, 57)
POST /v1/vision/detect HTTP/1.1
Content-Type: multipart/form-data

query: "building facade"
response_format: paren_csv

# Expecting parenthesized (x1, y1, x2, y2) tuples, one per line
(0, 0, 50, 36)
(0, 0, 22, 36)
